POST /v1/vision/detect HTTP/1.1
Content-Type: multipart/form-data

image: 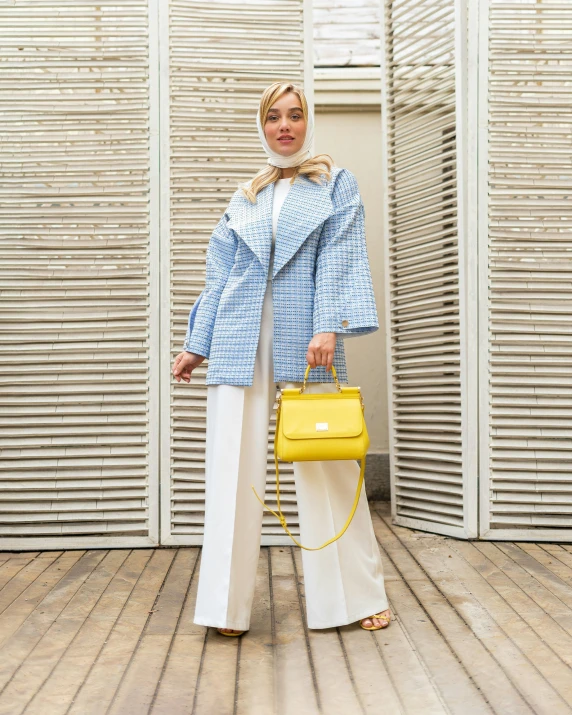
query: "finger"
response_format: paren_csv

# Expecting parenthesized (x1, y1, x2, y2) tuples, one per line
(174, 360, 188, 381)
(177, 368, 190, 384)
(326, 351, 334, 372)
(175, 354, 194, 376)
(306, 349, 316, 368)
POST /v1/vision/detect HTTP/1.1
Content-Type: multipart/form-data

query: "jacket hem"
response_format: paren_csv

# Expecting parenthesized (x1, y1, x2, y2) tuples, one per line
(205, 373, 350, 387)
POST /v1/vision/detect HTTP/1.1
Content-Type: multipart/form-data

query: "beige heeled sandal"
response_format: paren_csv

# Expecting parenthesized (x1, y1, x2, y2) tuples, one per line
(360, 611, 391, 631)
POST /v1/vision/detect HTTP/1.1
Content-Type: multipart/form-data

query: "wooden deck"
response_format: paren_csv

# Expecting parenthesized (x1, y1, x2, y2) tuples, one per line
(0, 502, 572, 714)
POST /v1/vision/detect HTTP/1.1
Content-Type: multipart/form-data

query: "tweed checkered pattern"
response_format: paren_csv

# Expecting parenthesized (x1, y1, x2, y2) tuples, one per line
(183, 167, 379, 386)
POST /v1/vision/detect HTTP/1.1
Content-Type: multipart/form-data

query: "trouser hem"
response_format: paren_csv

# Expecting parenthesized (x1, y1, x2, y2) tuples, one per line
(193, 616, 250, 631)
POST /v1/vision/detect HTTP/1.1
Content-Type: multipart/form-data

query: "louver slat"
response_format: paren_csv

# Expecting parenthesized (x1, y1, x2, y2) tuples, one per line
(166, 0, 306, 545)
(483, 0, 572, 537)
(0, 1, 158, 548)
(381, 0, 477, 537)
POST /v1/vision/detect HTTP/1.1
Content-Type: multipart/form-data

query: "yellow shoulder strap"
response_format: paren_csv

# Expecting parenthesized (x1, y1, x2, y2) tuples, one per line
(251, 403, 366, 551)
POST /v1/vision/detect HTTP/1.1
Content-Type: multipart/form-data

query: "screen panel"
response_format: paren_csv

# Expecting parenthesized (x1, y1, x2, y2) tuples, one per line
(164, 0, 309, 544)
(0, 1, 158, 548)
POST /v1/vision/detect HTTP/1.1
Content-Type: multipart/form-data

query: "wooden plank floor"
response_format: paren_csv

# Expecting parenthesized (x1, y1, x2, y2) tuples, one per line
(1, 503, 572, 714)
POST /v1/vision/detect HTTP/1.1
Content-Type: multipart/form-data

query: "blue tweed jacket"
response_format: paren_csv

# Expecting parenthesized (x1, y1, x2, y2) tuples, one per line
(182, 166, 379, 386)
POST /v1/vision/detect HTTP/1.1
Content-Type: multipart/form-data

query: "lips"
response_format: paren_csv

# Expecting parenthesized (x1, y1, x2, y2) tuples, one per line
(278, 136, 294, 142)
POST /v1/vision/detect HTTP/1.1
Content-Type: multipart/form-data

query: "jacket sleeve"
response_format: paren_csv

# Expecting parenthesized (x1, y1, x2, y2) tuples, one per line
(312, 168, 379, 338)
(182, 210, 237, 358)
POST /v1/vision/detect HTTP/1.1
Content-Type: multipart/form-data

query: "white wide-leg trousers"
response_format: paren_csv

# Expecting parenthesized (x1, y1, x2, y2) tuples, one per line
(194, 280, 389, 630)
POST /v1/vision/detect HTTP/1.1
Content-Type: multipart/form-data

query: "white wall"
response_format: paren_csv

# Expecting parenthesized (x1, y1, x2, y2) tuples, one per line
(314, 110, 388, 453)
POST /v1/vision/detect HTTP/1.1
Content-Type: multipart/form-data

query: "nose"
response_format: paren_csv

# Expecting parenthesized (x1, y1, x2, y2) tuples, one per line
(279, 117, 291, 132)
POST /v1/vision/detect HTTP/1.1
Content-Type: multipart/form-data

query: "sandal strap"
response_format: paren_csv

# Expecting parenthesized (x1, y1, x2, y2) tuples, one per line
(362, 613, 390, 623)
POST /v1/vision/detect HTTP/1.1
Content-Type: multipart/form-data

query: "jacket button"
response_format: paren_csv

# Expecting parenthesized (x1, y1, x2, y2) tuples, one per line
(341, 319, 349, 328)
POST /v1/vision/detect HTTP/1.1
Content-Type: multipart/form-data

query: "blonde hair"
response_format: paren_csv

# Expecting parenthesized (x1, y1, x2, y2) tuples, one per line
(242, 81, 334, 203)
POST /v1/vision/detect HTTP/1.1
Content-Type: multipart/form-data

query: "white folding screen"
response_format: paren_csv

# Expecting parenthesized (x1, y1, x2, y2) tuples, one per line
(0, 1, 160, 549)
(0, 0, 309, 549)
(380, 0, 478, 538)
(161, 0, 309, 545)
(479, 0, 572, 540)
(381, 0, 572, 541)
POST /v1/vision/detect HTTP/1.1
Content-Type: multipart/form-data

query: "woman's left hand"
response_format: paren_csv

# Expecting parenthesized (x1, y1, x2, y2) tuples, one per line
(306, 332, 337, 372)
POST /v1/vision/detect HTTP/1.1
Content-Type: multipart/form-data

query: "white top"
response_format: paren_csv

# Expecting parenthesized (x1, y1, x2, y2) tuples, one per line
(269, 177, 292, 281)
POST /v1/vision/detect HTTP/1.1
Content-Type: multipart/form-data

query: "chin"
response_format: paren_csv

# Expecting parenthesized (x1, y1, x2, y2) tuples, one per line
(272, 143, 301, 156)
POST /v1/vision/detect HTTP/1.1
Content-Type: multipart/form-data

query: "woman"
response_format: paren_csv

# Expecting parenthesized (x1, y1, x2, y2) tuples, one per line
(172, 81, 391, 636)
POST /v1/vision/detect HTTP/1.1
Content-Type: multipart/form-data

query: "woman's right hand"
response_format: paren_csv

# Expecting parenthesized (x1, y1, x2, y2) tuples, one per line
(172, 351, 206, 383)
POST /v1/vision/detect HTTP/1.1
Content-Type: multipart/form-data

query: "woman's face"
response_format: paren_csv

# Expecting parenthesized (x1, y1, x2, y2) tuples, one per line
(263, 92, 307, 157)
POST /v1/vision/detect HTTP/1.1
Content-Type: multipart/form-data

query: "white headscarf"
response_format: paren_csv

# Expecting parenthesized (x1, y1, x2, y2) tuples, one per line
(256, 101, 315, 169)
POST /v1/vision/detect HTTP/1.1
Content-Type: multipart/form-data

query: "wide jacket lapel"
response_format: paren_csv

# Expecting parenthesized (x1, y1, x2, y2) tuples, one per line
(272, 176, 334, 278)
(226, 182, 274, 273)
(226, 175, 334, 278)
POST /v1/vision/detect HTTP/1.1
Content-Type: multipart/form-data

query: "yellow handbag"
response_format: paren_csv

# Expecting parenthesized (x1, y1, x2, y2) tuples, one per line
(251, 363, 370, 551)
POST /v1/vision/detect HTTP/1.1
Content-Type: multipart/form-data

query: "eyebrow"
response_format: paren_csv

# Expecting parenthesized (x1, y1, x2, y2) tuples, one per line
(268, 106, 303, 113)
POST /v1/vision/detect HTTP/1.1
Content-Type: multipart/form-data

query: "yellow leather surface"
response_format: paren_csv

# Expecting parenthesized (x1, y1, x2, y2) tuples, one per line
(281, 398, 364, 440)
(251, 364, 371, 550)
(277, 389, 368, 461)
(276, 425, 369, 463)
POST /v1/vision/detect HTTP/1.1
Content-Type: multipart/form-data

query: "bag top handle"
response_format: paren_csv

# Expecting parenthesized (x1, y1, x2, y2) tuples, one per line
(300, 362, 342, 394)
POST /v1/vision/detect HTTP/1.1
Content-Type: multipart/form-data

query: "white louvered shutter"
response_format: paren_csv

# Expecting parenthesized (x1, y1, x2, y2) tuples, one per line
(380, 0, 478, 538)
(382, 0, 572, 541)
(163, 0, 310, 545)
(0, 2, 159, 548)
(480, 0, 572, 540)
